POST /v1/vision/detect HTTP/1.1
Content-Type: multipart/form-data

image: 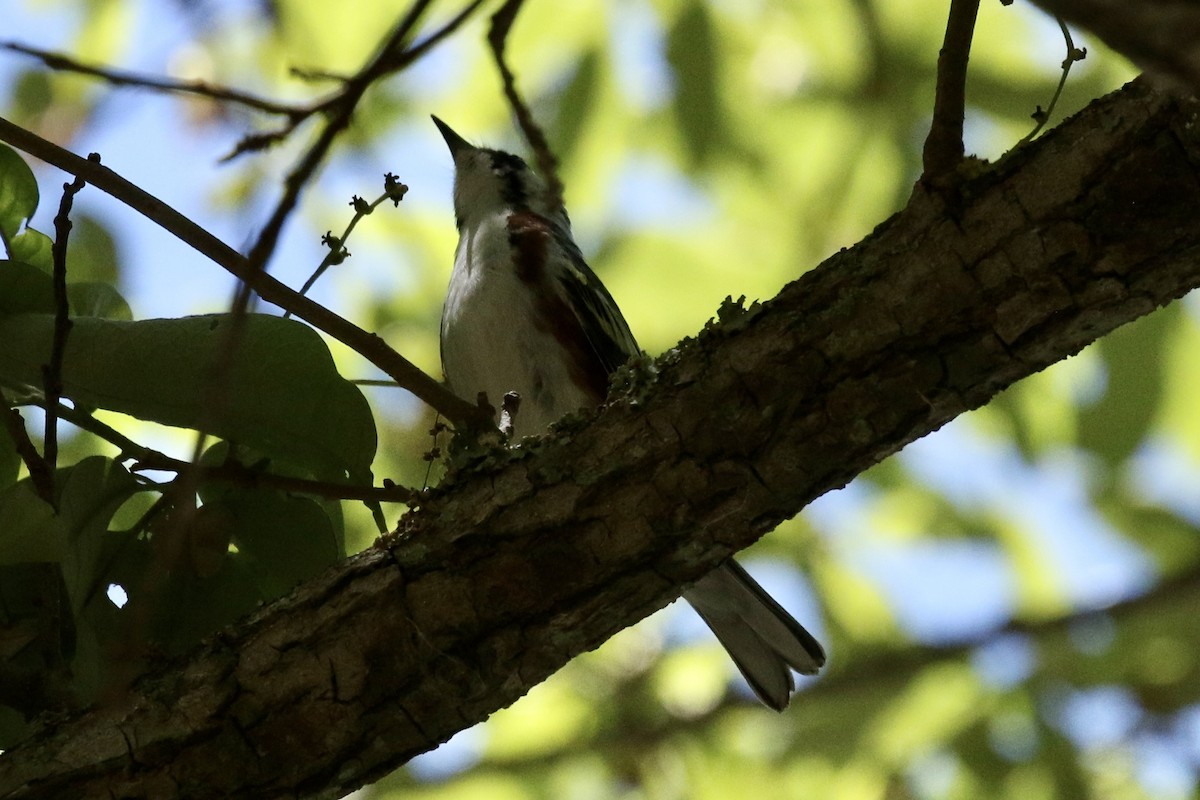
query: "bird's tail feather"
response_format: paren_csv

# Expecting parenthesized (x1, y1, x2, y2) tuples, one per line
(683, 560, 825, 711)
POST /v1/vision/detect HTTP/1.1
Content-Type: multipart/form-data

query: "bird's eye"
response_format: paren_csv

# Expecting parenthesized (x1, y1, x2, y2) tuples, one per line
(490, 152, 526, 175)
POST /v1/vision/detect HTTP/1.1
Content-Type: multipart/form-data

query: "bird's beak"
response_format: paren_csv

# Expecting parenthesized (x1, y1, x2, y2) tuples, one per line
(432, 116, 472, 158)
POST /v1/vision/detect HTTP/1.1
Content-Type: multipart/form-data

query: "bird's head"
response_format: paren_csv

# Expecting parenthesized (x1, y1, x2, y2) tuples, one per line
(432, 116, 561, 228)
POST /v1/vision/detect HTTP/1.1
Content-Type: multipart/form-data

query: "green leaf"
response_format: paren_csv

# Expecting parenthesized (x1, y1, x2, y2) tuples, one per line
(55, 457, 142, 612)
(1, 258, 132, 321)
(554, 48, 602, 163)
(0, 144, 38, 243)
(198, 440, 346, 553)
(0, 259, 55, 316)
(148, 553, 265, 656)
(8, 228, 53, 273)
(63, 215, 120, 284)
(0, 482, 66, 564)
(69, 513, 261, 660)
(0, 259, 132, 329)
(67, 282, 133, 320)
(1079, 304, 1174, 465)
(212, 489, 341, 598)
(0, 313, 378, 482)
(666, 1, 724, 167)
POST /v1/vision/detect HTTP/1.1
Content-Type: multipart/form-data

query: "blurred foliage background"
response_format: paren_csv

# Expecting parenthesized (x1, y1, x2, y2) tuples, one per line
(10, 0, 1200, 798)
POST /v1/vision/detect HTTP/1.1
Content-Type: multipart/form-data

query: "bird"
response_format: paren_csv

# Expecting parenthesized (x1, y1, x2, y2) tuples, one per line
(433, 116, 826, 710)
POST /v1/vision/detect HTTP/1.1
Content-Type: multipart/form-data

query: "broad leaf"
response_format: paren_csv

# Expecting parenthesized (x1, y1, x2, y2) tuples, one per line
(7, 228, 52, 273)
(0, 260, 55, 315)
(0, 259, 132, 320)
(0, 313, 378, 482)
(55, 457, 142, 613)
(67, 282, 133, 320)
(210, 489, 341, 598)
(0, 144, 38, 242)
(0, 482, 65, 564)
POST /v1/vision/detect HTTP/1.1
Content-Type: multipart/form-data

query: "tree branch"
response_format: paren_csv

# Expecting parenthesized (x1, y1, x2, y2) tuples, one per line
(1030, 0, 1200, 91)
(921, 0, 980, 183)
(0, 116, 485, 429)
(0, 77, 1196, 799)
(41, 167, 88, 482)
(0, 40, 309, 118)
(488, 0, 565, 210)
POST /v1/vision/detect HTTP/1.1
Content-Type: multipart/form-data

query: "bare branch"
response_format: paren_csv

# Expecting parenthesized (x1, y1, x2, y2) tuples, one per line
(0, 41, 310, 118)
(921, 0, 981, 184)
(1031, 0, 1200, 91)
(30, 400, 418, 504)
(42, 166, 89, 481)
(0, 394, 53, 503)
(488, 0, 565, 210)
(1016, 17, 1088, 145)
(0, 115, 486, 428)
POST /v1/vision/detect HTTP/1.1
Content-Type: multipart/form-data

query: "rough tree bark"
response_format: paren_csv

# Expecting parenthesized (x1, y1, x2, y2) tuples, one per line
(2, 75, 1199, 800)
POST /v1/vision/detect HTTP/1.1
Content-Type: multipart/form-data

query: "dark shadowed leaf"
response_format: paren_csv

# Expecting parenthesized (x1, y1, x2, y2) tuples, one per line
(210, 489, 341, 598)
(0, 482, 65, 565)
(0, 313, 378, 482)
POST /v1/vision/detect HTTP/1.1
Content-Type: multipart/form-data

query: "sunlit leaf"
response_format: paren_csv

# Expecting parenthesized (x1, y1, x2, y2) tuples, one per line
(7, 228, 53, 273)
(64, 215, 120, 285)
(67, 282, 133, 320)
(0, 144, 38, 242)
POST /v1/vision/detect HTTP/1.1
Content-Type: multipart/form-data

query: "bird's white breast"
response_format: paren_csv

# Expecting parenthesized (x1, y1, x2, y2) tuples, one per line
(440, 212, 594, 438)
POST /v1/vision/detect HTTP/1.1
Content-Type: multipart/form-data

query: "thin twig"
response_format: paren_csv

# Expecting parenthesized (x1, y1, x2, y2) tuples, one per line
(380, 0, 491, 73)
(5, 4, 486, 163)
(1, 0, 492, 430)
(285, 175, 410, 318)
(488, 0, 564, 210)
(43, 165, 90, 477)
(1016, 17, 1087, 146)
(209, 2, 437, 493)
(0, 393, 53, 502)
(350, 379, 402, 387)
(921, 0, 981, 185)
(0, 41, 310, 119)
(32, 400, 419, 504)
(240, 0, 435, 283)
(0, 116, 485, 428)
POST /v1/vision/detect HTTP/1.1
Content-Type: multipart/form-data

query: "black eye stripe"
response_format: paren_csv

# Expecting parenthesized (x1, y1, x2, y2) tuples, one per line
(488, 150, 527, 174)
(486, 148, 534, 208)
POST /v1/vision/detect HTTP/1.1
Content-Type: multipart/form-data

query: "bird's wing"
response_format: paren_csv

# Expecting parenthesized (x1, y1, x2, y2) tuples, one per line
(549, 228, 641, 376)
